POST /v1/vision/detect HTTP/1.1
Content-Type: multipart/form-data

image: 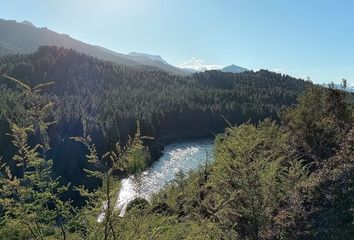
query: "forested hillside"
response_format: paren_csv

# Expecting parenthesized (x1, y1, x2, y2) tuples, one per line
(0, 72, 352, 239)
(0, 46, 311, 196)
(0, 18, 186, 75)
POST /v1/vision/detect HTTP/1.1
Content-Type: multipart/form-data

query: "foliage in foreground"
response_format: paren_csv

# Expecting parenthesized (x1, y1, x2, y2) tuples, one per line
(0, 76, 353, 239)
(149, 85, 354, 239)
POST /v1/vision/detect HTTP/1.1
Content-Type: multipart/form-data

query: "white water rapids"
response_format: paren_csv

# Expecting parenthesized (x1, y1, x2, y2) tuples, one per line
(98, 139, 213, 221)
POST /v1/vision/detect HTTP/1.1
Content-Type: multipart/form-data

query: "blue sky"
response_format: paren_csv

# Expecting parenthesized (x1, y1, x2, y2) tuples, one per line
(1, 0, 353, 84)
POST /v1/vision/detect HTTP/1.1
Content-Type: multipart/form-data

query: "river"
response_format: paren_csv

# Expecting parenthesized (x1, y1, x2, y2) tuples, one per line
(116, 139, 214, 215)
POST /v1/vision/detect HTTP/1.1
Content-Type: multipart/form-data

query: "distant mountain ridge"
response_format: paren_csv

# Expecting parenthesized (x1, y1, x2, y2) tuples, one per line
(128, 52, 169, 65)
(21, 20, 35, 27)
(222, 64, 248, 73)
(0, 18, 187, 75)
(0, 18, 252, 76)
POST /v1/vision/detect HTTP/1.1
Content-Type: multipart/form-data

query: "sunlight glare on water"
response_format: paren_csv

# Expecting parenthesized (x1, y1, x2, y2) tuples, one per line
(116, 139, 214, 216)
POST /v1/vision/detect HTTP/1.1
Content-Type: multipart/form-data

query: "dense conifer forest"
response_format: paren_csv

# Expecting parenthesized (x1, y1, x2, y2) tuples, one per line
(0, 46, 310, 190)
(1, 46, 353, 239)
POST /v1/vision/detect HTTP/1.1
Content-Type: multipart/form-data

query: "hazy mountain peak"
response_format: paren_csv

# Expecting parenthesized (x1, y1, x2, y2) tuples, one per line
(21, 20, 35, 27)
(0, 18, 188, 75)
(222, 64, 248, 73)
(129, 52, 169, 65)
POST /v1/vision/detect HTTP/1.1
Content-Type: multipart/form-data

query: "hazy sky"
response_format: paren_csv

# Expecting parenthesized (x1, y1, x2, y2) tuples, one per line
(1, 0, 353, 84)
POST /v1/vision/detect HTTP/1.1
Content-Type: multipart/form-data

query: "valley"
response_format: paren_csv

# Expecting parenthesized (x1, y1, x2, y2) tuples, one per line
(0, 2, 353, 238)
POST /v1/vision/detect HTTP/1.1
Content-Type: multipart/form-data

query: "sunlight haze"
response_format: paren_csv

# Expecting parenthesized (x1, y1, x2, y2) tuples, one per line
(1, 0, 353, 83)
